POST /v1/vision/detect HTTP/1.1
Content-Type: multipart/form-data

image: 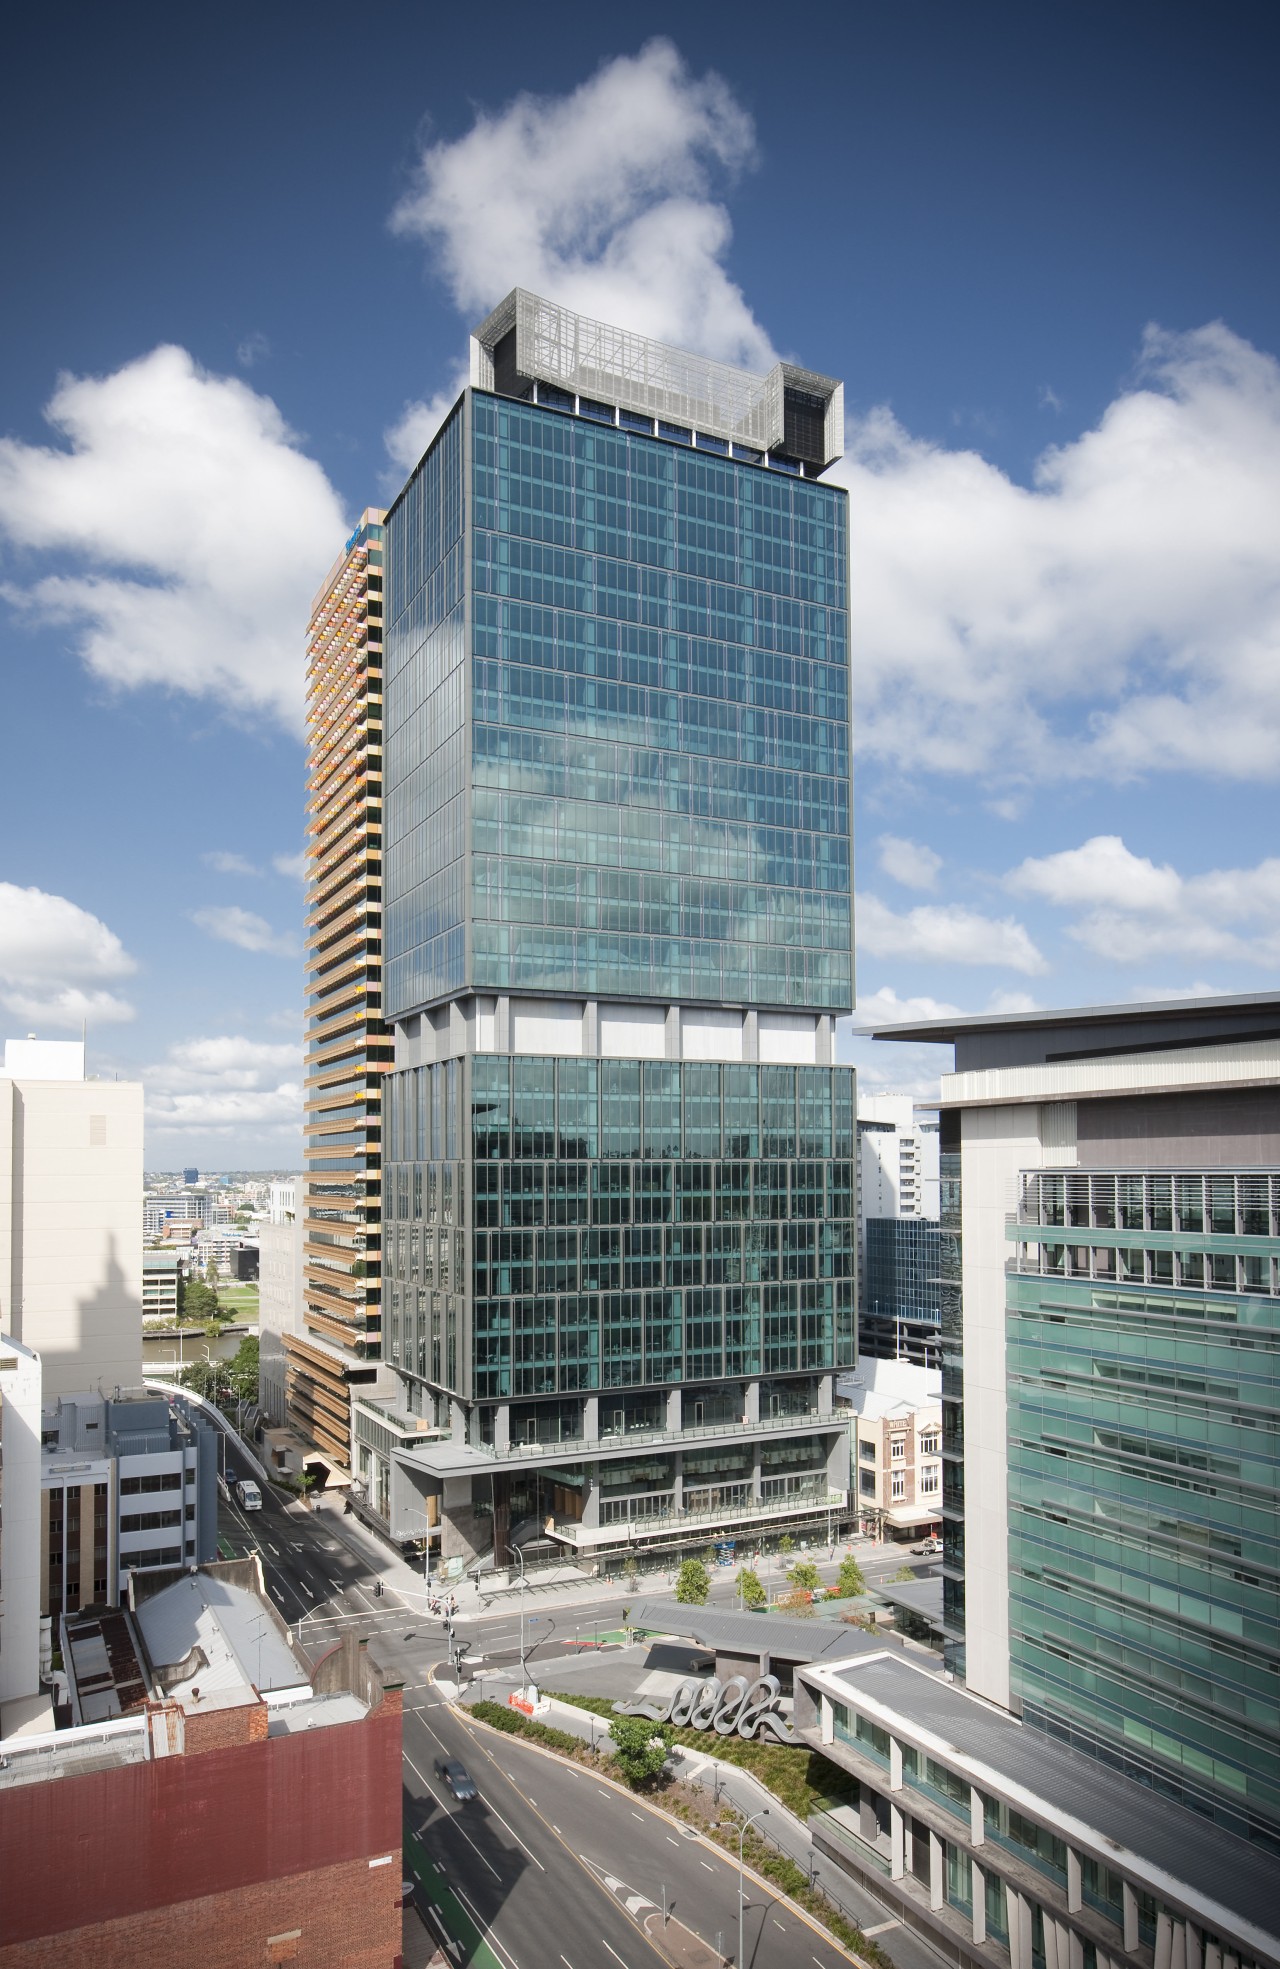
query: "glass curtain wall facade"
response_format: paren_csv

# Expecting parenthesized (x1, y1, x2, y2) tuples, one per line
(862, 1215, 943, 1366)
(1009, 1167, 1280, 1851)
(376, 302, 855, 1562)
(298, 509, 394, 1465)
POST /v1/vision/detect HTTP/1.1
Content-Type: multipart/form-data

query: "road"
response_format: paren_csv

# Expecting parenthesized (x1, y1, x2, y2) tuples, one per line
(215, 1479, 945, 1966)
(406, 1684, 857, 1969)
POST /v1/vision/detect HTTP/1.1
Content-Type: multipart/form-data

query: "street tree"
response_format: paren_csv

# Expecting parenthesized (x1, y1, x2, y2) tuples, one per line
(674, 1558, 710, 1605)
(608, 1714, 673, 1788)
(736, 1567, 766, 1609)
(828, 1555, 866, 1599)
(790, 1560, 821, 1593)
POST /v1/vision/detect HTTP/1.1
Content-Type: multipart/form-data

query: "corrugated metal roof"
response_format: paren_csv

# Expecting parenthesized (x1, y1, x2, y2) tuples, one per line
(135, 1573, 302, 1694)
(627, 1599, 923, 1669)
(813, 1653, 1278, 1943)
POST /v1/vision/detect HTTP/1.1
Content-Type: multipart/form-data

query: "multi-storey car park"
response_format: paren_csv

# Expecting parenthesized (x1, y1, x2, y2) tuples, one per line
(348, 289, 858, 1570)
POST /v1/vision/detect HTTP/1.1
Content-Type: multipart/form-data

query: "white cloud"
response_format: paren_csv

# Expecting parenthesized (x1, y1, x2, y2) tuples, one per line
(203, 850, 262, 878)
(835, 323, 1280, 783)
(385, 370, 469, 475)
(1007, 835, 1181, 913)
(1006, 833, 1280, 966)
(144, 1033, 302, 1136)
(389, 40, 771, 371)
(0, 346, 346, 731)
(271, 851, 307, 883)
(858, 894, 1047, 974)
(236, 331, 271, 369)
(850, 984, 962, 1029)
(191, 906, 297, 957)
(0, 882, 137, 1028)
(876, 834, 942, 891)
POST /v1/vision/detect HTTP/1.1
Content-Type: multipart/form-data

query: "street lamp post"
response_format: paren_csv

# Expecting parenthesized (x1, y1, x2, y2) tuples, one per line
(712, 1808, 770, 1967)
(509, 1542, 528, 1684)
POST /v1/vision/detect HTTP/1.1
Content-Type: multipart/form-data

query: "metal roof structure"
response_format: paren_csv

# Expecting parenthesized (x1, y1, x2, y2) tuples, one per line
(864, 987, 1280, 1045)
(134, 1571, 305, 1696)
(808, 1652, 1279, 1949)
(626, 1598, 929, 1670)
(471, 288, 845, 472)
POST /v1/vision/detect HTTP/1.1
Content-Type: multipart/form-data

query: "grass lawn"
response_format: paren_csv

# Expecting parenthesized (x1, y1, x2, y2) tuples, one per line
(546, 1689, 854, 1820)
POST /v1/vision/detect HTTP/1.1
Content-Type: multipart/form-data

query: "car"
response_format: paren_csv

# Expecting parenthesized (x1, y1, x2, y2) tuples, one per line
(911, 1536, 942, 1555)
(434, 1757, 477, 1801)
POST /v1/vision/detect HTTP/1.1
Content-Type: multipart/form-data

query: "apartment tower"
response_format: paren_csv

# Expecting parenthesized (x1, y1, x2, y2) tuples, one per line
(362, 291, 857, 1567)
(297, 510, 394, 1465)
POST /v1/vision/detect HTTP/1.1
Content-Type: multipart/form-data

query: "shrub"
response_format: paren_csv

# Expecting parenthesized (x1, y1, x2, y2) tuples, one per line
(609, 1713, 674, 1787)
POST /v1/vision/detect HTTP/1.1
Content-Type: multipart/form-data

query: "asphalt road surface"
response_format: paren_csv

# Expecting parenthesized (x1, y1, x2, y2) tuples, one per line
(405, 1687, 857, 1969)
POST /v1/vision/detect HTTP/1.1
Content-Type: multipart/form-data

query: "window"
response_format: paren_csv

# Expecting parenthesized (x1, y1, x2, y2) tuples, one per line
(920, 1466, 939, 1495)
(945, 1843, 972, 1916)
(919, 1432, 939, 1456)
(891, 1471, 906, 1499)
(890, 1435, 906, 1461)
(860, 1440, 876, 1462)
(120, 1471, 182, 1495)
(860, 1470, 876, 1497)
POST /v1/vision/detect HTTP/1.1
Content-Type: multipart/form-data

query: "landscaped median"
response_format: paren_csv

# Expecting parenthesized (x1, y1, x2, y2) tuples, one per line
(462, 1694, 894, 1969)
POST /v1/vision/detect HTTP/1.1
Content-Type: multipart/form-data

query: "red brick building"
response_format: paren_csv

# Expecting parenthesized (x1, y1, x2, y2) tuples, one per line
(0, 1560, 403, 1967)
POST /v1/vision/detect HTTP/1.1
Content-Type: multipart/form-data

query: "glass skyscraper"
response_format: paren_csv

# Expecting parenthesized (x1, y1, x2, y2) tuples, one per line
(358, 290, 856, 1571)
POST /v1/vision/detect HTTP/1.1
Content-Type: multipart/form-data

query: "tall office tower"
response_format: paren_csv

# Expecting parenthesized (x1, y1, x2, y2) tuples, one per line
(874, 992, 1280, 1855)
(363, 290, 857, 1565)
(0, 1038, 143, 1400)
(297, 510, 395, 1466)
(858, 1095, 941, 1364)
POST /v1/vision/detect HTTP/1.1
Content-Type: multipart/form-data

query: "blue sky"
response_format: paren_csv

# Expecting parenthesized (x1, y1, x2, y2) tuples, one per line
(1, 2, 1278, 1164)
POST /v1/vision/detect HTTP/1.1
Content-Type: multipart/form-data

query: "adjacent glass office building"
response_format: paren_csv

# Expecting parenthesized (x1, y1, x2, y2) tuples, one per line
(1009, 1165, 1280, 1850)
(872, 993, 1280, 1860)
(363, 290, 855, 1569)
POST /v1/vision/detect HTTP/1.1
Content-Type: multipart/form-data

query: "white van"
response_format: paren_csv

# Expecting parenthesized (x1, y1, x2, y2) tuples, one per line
(234, 1478, 262, 1511)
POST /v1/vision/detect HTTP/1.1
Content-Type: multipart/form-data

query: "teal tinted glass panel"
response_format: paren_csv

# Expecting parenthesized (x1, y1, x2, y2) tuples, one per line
(470, 393, 852, 1011)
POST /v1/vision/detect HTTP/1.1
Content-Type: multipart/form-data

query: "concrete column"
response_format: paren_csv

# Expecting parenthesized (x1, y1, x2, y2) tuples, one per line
(494, 1404, 510, 1454)
(1123, 1882, 1139, 1954)
(450, 1398, 468, 1444)
(665, 1004, 681, 1060)
(970, 1785, 985, 1846)
(929, 1831, 944, 1912)
(1069, 1932, 1085, 1969)
(496, 996, 511, 1052)
(672, 1450, 683, 1512)
(818, 1372, 833, 1416)
(744, 1380, 760, 1423)
(972, 1860, 986, 1945)
(743, 1009, 759, 1063)
(1067, 1848, 1082, 1914)
(582, 1474, 600, 1528)
(1186, 1926, 1203, 1969)
(1043, 1914, 1060, 1969)
(583, 1396, 599, 1442)
(751, 1449, 763, 1501)
(666, 1387, 682, 1434)
(584, 1000, 599, 1056)
(890, 1804, 904, 1880)
(889, 1737, 903, 1792)
(1204, 1944, 1222, 1969)
(816, 1014, 833, 1066)
(820, 1694, 834, 1745)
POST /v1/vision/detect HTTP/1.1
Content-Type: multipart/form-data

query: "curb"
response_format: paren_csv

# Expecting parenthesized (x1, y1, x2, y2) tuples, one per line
(453, 1695, 872, 1968)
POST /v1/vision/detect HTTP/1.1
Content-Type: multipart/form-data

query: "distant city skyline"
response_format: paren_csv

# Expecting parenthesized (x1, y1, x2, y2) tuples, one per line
(2, 10, 1278, 1163)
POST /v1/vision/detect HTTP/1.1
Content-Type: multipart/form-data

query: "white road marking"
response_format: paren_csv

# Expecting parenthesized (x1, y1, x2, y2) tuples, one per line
(473, 1797, 546, 1871)
(699, 1861, 715, 1872)
(600, 1945, 629, 1969)
(665, 1836, 678, 1847)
